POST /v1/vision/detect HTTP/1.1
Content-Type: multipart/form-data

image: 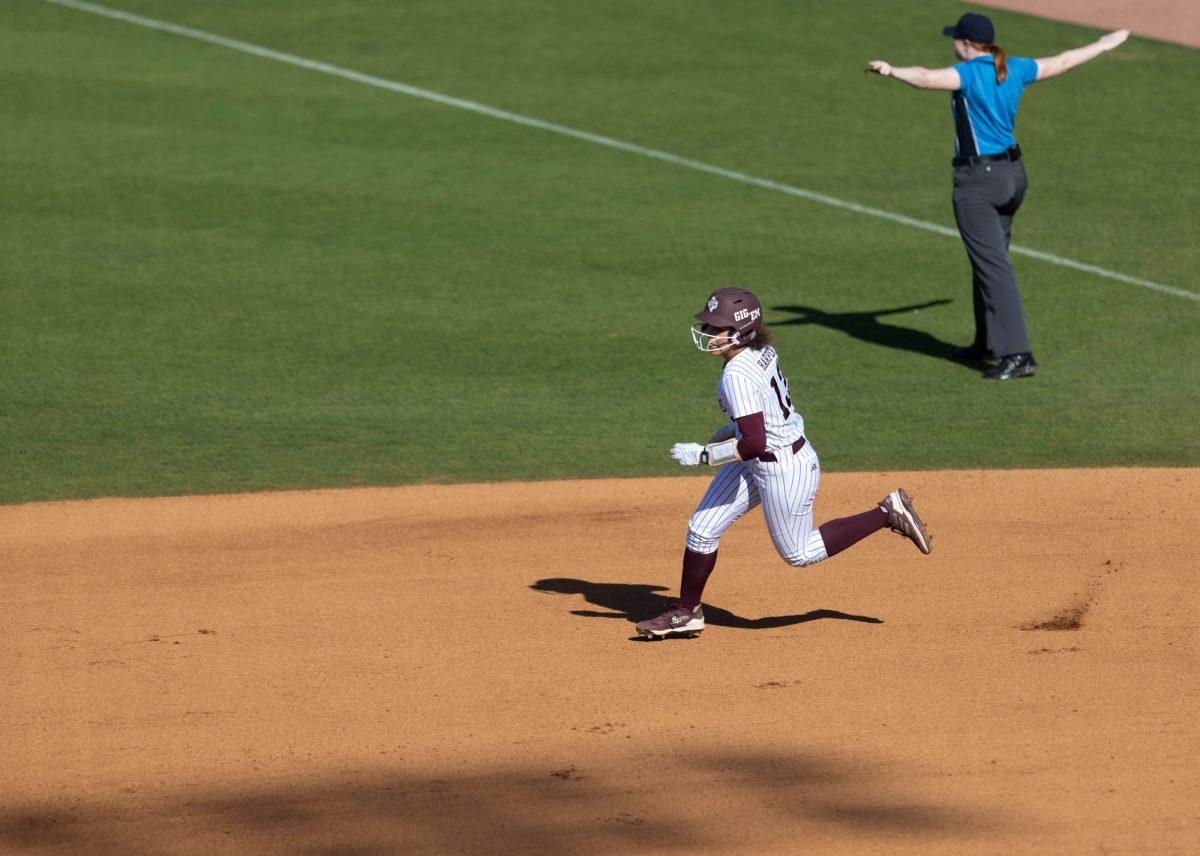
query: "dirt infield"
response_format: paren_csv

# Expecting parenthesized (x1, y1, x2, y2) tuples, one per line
(2, 468, 1197, 854)
(981, 0, 1200, 47)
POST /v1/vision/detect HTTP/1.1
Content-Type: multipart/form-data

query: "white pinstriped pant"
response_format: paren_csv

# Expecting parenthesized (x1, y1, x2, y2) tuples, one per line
(685, 440, 828, 567)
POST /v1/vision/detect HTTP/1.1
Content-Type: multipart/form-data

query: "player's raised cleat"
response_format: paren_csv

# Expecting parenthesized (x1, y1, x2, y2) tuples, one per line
(981, 352, 1038, 380)
(636, 605, 705, 639)
(880, 488, 932, 554)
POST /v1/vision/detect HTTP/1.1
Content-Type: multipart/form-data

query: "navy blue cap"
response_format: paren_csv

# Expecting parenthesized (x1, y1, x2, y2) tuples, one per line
(942, 12, 995, 44)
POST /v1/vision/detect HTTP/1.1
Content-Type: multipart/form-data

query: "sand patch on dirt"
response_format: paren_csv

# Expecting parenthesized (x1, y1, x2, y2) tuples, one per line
(2, 468, 1197, 854)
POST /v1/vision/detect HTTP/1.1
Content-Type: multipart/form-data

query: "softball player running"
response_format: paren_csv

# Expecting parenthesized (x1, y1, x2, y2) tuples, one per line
(636, 287, 931, 640)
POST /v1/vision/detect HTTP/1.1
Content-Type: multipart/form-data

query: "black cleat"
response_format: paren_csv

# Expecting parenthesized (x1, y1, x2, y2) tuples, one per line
(982, 353, 1038, 380)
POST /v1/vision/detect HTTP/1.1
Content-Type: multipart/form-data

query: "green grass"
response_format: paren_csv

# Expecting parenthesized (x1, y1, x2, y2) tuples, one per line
(2, 0, 1197, 503)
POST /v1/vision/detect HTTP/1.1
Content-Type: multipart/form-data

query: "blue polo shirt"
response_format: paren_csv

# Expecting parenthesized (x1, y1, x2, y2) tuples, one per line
(951, 55, 1039, 156)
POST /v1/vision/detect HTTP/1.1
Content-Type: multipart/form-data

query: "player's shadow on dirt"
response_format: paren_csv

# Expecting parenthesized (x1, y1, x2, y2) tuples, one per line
(530, 578, 883, 630)
(772, 300, 977, 367)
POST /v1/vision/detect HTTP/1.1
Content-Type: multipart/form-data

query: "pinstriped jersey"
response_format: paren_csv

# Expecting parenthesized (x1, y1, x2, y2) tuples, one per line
(717, 346, 805, 452)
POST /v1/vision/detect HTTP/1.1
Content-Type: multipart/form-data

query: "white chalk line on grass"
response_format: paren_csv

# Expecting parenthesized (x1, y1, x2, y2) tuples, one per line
(43, 0, 1199, 303)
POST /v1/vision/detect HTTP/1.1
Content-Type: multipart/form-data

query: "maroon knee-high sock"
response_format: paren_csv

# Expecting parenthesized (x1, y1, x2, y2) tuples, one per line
(819, 505, 889, 558)
(678, 549, 718, 611)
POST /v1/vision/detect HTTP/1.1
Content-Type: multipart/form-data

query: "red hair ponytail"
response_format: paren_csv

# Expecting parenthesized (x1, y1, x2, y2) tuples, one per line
(968, 40, 1008, 83)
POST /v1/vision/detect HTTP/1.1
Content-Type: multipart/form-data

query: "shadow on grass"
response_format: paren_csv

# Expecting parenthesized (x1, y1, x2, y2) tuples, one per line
(771, 300, 978, 368)
(0, 751, 998, 853)
(530, 578, 883, 629)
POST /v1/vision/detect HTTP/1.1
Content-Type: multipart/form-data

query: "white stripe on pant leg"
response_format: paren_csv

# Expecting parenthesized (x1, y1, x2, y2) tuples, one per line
(763, 444, 826, 567)
(777, 460, 802, 555)
(757, 461, 789, 557)
(687, 462, 758, 553)
(692, 463, 752, 533)
(793, 452, 821, 563)
(784, 454, 801, 512)
(759, 455, 806, 566)
(804, 528, 828, 561)
(687, 463, 758, 551)
(760, 461, 792, 560)
(801, 445, 828, 563)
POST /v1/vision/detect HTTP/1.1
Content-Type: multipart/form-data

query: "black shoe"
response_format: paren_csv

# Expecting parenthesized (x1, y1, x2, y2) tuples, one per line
(954, 343, 995, 363)
(981, 353, 1038, 380)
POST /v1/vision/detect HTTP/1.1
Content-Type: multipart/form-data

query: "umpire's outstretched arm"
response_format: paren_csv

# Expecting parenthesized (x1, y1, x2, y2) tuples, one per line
(1033, 29, 1129, 81)
(864, 29, 1130, 88)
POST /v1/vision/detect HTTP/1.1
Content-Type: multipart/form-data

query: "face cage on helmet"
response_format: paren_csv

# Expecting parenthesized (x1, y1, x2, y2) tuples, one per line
(691, 323, 750, 353)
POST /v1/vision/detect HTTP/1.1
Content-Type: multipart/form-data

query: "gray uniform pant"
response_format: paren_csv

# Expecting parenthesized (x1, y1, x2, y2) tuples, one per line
(952, 159, 1030, 357)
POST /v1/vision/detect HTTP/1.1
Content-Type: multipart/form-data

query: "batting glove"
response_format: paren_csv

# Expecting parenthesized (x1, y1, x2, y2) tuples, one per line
(670, 442, 704, 467)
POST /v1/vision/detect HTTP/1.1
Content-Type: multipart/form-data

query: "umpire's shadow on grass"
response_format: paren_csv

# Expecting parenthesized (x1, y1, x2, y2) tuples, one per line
(530, 578, 882, 631)
(771, 299, 975, 367)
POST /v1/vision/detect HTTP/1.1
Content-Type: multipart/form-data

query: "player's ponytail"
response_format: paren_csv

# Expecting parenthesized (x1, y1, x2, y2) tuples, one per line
(748, 324, 773, 351)
(969, 40, 1008, 83)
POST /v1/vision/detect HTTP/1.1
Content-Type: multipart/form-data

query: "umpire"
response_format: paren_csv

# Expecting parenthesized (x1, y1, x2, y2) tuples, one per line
(866, 14, 1129, 380)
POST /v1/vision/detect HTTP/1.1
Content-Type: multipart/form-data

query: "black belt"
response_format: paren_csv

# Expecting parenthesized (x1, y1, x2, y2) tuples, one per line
(952, 144, 1021, 168)
(759, 436, 806, 463)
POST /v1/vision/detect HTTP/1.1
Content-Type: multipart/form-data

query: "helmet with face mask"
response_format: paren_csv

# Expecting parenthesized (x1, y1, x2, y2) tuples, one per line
(691, 286, 763, 353)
